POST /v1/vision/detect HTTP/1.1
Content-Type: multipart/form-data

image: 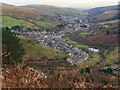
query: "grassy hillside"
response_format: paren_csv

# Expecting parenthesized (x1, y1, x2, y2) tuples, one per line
(104, 47, 119, 67)
(1, 15, 59, 29)
(2, 3, 61, 29)
(98, 20, 119, 25)
(93, 10, 118, 22)
(2, 3, 85, 19)
(67, 40, 89, 51)
(2, 3, 85, 29)
(24, 4, 85, 16)
(26, 18, 58, 29)
(1, 16, 39, 29)
(18, 36, 69, 61)
(87, 5, 119, 23)
(2, 3, 39, 18)
(2, 16, 23, 27)
(88, 5, 119, 15)
(78, 52, 100, 68)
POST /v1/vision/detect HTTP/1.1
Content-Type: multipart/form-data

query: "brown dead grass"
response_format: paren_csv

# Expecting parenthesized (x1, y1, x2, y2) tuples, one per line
(1, 65, 119, 88)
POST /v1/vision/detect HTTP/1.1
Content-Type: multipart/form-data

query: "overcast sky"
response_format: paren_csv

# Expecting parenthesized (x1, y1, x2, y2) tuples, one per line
(1, 0, 119, 8)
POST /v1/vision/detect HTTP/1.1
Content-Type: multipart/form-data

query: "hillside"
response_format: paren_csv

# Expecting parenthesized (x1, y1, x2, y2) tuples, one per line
(1, 16, 39, 29)
(24, 4, 84, 16)
(87, 5, 120, 23)
(88, 5, 119, 15)
(2, 3, 40, 18)
(18, 36, 69, 61)
(2, 16, 23, 27)
(2, 3, 84, 17)
(1, 3, 67, 29)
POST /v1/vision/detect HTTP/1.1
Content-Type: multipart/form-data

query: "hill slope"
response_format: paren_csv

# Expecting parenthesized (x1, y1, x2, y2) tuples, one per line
(18, 36, 69, 61)
(1, 3, 61, 29)
(24, 4, 84, 16)
(88, 5, 119, 15)
(1, 16, 40, 29)
(87, 5, 120, 23)
(2, 3, 40, 18)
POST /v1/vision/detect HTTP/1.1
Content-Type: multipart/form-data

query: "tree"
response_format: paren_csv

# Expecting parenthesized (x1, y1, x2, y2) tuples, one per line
(106, 30, 109, 35)
(85, 67, 91, 73)
(106, 68, 113, 74)
(2, 28, 25, 65)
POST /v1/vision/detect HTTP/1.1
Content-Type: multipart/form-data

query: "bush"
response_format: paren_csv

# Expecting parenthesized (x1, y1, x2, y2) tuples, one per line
(80, 67, 91, 73)
(99, 68, 113, 74)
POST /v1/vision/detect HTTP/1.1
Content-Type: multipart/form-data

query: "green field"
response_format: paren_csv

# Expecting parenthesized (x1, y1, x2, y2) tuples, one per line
(1, 16, 57, 29)
(1, 16, 39, 29)
(18, 36, 69, 61)
(79, 31, 92, 36)
(67, 40, 89, 50)
(98, 20, 119, 25)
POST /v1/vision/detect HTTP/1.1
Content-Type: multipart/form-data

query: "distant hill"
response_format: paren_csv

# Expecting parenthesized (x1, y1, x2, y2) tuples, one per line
(87, 5, 120, 23)
(1, 3, 61, 29)
(2, 3, 40, 18)
(24, 4, 85, 16)
(2, 3, 86, 29)
(2, 3, 85, 17)
(88, 5, 119, 15)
